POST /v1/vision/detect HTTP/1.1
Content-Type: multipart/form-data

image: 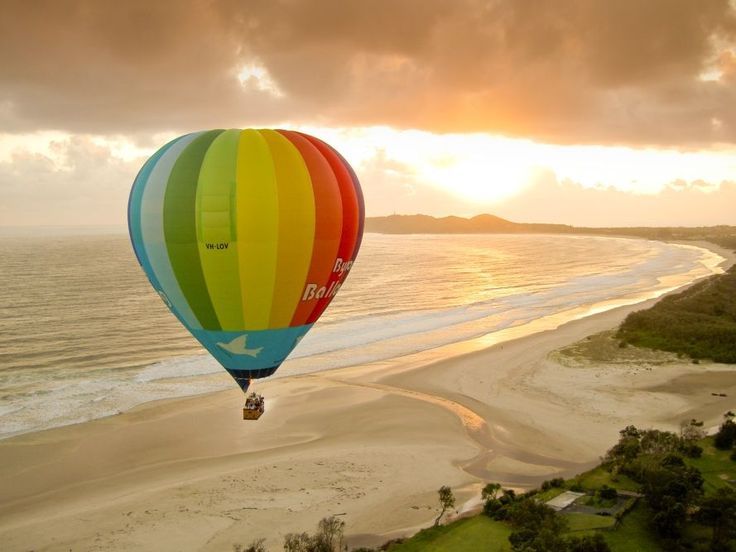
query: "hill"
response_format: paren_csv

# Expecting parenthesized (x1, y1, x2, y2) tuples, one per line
(365, 214, 573, 234)
(365, 214, 736, 244)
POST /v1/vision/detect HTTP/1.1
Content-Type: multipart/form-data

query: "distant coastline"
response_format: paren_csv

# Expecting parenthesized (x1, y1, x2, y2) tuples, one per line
(366, 213, 736, 247)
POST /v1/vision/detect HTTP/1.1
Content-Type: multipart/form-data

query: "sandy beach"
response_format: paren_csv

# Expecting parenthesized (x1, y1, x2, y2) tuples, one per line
(1, 242, 734, 552)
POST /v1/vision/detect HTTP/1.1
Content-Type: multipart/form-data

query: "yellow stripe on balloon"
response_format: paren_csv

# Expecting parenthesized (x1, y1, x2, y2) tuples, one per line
(259, 129, 316, 328)
(196, 129, 244, 330)
(235, 129, 279, 330)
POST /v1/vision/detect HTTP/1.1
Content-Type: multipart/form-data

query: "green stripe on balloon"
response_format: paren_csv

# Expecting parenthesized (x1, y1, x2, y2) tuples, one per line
(163, 129, 223, 330)
(197, 129, 244, 330)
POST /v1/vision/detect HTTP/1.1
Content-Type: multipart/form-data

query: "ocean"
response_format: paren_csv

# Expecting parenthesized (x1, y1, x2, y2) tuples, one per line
(0, 231, 724, 440)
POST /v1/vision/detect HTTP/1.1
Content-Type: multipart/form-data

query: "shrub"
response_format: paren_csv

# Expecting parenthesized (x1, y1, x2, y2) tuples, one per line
(598, 485, 618, 500)
(715, 419, 736, 450)
(616, 266, 736, 363)
(680, 443, 703, 458)
(567, 533, 612, 552)
(550, 477, 565, 488)
(233, 539, 266, 552)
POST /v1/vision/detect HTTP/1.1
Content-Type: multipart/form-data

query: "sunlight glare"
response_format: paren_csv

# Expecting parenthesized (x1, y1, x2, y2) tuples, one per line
(293, 126, 736, 203)
(237, 63, 285, 98)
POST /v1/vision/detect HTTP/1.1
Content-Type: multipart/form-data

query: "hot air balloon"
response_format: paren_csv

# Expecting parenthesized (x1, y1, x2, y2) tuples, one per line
(128, 129, 364, 418)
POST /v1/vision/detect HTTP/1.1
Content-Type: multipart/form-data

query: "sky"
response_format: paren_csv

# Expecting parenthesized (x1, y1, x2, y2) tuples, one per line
(1, 0, 735, 227)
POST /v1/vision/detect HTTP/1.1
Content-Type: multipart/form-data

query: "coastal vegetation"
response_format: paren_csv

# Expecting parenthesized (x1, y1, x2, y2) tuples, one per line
(240, 418, 735, 550)
(236, 516, 347, 552)
(378, 420, 736, 552)
(617, 265, 736, 363)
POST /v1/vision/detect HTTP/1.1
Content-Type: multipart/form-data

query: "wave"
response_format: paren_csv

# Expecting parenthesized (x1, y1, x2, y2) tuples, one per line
(0, 235, 724, 440)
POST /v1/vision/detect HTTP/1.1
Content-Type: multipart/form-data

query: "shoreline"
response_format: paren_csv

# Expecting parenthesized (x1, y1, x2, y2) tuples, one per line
(0, 240, 734, 551)
(0, 235, 727, 443)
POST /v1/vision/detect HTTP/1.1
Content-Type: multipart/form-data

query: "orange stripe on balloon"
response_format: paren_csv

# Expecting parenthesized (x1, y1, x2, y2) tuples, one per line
(278, 130, 344, 326)
(299, 132, 360, 325)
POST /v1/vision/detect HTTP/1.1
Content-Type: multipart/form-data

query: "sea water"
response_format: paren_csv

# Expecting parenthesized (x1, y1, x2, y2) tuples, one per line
(0, 231, 724, 439)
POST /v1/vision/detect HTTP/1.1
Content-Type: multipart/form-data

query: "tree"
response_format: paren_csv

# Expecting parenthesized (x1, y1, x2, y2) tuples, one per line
(696, 487, 736, 551)
(604, 426, 642, 470)
(509, 524, 568, 552)
(314, 516, 345, 552)
(639, 459, 704, 539)
(714, 414, 736, 450)
(283, 517, 345, 552)
(483, 486, 517, 520)
(434, 486, 455, 526)
(507, 499, 558, 530)
(651, 498, 687, 539)
(482, 482, 501, 502)
(640, 429, 682, 456)
(283, 532, 312, 552)
(620, 425, 642, 439)
(598, 485, 617, 501)
(506, 499, 568, 551)
(233, 539, 266, 552)
(567, 533, 611, 552)
(680, 418, 706, 442)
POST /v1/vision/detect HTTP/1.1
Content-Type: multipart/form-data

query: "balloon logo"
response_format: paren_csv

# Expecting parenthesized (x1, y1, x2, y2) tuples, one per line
(128, 129, 364, 392)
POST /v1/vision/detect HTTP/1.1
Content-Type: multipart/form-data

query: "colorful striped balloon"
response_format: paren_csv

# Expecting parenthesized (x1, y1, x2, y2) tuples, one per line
(128, 129, 364, 392)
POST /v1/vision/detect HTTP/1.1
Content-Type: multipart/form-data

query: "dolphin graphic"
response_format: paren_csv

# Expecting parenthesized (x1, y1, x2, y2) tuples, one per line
(216, 335, 263, 357)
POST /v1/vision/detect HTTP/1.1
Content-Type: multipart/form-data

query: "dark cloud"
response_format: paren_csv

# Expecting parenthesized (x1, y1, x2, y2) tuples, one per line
(1, 0, 735, 145)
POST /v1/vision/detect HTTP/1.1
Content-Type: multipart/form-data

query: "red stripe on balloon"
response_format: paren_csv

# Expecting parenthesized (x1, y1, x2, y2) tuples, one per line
(277, 130, 344, 327)
(299, 133, 361, 325)
(331, 146, 364, 262)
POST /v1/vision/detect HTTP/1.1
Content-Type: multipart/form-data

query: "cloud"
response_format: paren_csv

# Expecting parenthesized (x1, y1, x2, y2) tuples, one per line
(494, 170, 736, 226)
(0, 137, 142, 226)
(0, 135, 471, 227)
(1, 135, 734, 228)
(1, 0, 735, 145)
(358, 150, 472, 216)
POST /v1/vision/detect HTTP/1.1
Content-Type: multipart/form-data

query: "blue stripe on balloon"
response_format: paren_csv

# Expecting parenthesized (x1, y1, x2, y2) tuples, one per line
(139, 132, 204, 330)
(128, 139, 177, 269)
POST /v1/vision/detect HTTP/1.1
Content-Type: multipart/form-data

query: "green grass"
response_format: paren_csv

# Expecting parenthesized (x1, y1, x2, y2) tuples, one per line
(601, 504, 662, 552)
(582, 495, 617, 508)
(685, 437, 736, 494)
(574, 465, 640, 493)
(387, 516, 511, 552)
(534, 486, 566, 502)
(564, 513, 616, 532)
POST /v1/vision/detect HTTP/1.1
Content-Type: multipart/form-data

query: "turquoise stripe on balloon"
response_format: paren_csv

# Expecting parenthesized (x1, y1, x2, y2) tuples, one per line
(128, 138, 177, 271)
(140, 132, 204, 330)
(190, 324, 313, 372)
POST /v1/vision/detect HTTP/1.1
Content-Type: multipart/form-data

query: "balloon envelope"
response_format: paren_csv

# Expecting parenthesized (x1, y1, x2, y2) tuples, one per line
(128, 129, 364, 391)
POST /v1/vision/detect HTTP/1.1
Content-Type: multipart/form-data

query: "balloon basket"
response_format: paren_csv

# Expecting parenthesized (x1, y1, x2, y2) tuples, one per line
(242, 408, 263, 420)
(243, 392, 265, 420)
